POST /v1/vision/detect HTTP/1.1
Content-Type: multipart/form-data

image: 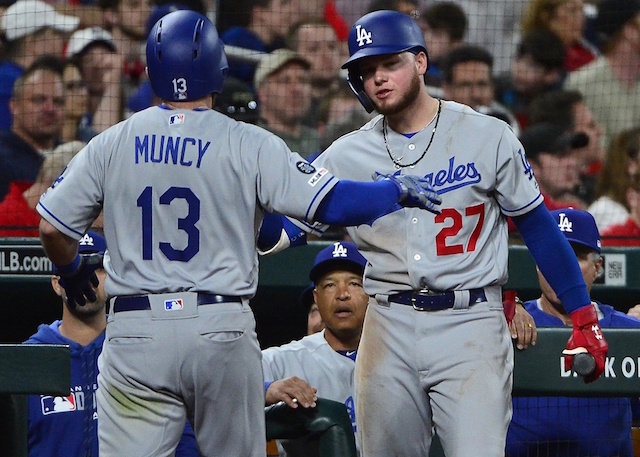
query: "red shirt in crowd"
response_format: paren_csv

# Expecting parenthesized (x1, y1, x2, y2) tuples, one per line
(0, 181, 40, 237)
(601, 218, 640, 247)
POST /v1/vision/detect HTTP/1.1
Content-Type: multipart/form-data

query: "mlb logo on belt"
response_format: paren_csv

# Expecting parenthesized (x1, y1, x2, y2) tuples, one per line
(165, 298, 184, 311)
(169, 114, 185, 125)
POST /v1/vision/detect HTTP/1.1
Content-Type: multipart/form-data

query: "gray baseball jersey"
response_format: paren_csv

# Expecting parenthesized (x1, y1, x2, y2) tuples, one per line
(37, 106, 337, 298)
(36, 105, 338, 457)
(300, 101, 541, 297)
(294, 101, 540, 456)
(262, 330, 358, 455)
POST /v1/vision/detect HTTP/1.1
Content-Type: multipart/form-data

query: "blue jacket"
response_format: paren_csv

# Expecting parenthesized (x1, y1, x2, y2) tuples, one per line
(506, 300, 640, 457)
(25, 321, 199, 456)
(25, 321, 103, 457)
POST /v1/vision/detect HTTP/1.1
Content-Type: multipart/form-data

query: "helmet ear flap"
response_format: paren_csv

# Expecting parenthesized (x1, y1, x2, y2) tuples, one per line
(347, 68, 375, 114)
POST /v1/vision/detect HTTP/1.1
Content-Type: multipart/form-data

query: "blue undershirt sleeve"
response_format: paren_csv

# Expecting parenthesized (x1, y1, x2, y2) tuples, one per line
(315, 180, 401, 226)
(512, 204, 590, 314)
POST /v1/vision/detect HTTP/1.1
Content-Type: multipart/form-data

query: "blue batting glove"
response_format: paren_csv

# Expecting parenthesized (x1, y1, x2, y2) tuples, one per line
(372, 172, 442, 214)
(55, 254, 102, 309)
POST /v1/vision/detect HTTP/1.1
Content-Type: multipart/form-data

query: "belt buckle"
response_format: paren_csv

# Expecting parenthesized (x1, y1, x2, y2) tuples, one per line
(411, 289, 435, 311)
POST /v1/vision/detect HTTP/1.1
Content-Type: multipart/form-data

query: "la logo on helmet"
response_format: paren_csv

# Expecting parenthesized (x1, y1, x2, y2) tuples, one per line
(355, 25, 372, 47)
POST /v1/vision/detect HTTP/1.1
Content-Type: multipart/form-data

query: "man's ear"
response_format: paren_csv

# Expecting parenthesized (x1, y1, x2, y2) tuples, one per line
(51, 276, 64, 298)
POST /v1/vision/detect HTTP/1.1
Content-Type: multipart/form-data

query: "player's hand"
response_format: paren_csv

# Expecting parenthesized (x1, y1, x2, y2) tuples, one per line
(505, 294, 537, 350)
(627, 304, 640, 321)
(55, 253, 102, 309)
(265, 377, 318, 409)
(372, 172, 441, 214)
(563, 304, 608, 383)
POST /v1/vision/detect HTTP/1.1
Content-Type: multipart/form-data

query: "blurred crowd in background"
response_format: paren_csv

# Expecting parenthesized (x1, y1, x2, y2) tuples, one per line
(0, 0, 639, 245)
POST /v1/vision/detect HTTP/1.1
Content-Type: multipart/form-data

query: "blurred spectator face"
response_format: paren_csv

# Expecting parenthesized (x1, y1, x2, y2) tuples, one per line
(258, 62, 311, 125)
(532, 150, 582, 197)
(444, 60, 494, 108)
(572, 101, 605, 165)
(548, 0, 585, 45)
(423, 26, 455, 64)
(26, 27, 67, 59)
(307, 303, 324, 335)
(78, 44, 117, 95)
(295, 23, 341, 85)
(259, 0, 304, 43)
(11, 69, 64, 146)
(63, 64, 89, 119)
(511, 55, 550, 94)
(118, 0, 152, 40)
(397, 0, 420, 19)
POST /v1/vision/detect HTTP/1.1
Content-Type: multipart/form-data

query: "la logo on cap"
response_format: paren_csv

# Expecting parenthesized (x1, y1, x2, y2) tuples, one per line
(557, 212, 573, 233)
(79, 233, 95, 246)
(331, 242, 349, 258)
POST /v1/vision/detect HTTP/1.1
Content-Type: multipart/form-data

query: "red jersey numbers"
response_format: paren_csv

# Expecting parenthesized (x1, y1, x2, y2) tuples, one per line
(435, 203, 485, 256)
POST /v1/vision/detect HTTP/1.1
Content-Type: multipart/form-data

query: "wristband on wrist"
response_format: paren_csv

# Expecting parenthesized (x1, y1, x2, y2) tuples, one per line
(53, 254, 81, 276)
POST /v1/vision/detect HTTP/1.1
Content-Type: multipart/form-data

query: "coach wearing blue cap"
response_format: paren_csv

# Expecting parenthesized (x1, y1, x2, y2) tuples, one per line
(506, 208, 640, 457)
(262, 241, 368, 455)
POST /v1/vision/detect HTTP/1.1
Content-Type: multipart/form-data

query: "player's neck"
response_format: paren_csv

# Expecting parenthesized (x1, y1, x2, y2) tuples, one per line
(386, 94, 440, 134)
(324, 328, 360, 352)
(162, 97, 213, 111)
(58, 311, 106, 346)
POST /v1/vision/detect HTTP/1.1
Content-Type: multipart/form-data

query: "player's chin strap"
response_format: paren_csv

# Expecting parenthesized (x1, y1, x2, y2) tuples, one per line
(346, 69, 375, 113)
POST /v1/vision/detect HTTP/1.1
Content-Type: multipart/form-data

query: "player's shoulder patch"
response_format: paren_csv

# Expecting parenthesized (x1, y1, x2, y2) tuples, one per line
(296, 161, 316, 174)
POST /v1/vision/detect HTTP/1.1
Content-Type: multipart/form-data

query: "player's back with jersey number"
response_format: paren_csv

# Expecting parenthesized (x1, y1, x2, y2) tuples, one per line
(38, 106, 335, 297)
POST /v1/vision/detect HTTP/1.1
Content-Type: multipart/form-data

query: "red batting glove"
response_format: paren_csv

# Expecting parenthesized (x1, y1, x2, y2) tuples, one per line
(562, 304, 608, 383)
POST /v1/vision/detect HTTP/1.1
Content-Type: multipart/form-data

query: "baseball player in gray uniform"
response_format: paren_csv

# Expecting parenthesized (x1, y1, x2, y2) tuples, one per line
(35, 11, 442, 457)
(263, 241, 368, 456)
(260, 10, 609, 457)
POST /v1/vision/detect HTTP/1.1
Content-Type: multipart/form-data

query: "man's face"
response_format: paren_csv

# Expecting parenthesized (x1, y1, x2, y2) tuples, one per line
(118, 0, 152, 40)
(360, 51, 425, 115)
(307, 302, 325, 335)
(313, 270, 368, 342)
(538, 248, 601, 305)
(79, 45, 117, 95)
(24, 28, 67, 61)
(260, 0, 303, 42)
(511, 55, 547, 94)
(443, 60, 494, 108)
(295, 24, 341, 84)
(531, 150, 581, 198)
(258, 62, 311, 124)
(422, 26, 454, 64)
(572, 102, 605, 165)
(52, 266, 107, 318)
(11, 69, 64, 146)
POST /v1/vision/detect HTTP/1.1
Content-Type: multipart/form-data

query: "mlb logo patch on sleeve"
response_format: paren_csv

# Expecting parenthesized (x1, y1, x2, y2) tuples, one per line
(169, 114, 185, 125)
(165, 298, 184, 311)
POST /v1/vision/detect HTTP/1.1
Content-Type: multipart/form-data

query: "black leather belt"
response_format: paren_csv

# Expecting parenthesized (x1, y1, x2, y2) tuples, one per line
(389, 288, 486, 311)
(111, 293, 242, 313)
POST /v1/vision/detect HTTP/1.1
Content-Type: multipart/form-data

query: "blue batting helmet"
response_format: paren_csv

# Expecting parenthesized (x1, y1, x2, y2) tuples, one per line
(146, 10, 228, 101)
(342, 10, 428, 113)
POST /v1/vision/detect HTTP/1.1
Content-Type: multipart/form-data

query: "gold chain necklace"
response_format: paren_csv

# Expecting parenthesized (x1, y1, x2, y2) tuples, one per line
(383, 99, 442, 169)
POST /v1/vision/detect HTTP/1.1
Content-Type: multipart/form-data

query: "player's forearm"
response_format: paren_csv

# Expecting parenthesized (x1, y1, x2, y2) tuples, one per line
(512, 204, 590, 313)
(315, 179, 400, 225)
(39, 219, 79, 266)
